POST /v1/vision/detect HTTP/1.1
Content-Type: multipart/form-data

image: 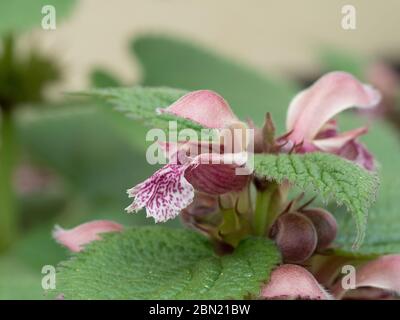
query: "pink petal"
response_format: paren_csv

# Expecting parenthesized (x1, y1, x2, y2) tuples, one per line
(337, 140, 375, 170)
(53, 220, 123, 252)
(313, 127, 368, 152)
(158, 90, 239, 128)
(126, 164, 195, 222)
(261, 264, 333, 300)
(286, 72, 381, 143)
(333, 255, 400, 299)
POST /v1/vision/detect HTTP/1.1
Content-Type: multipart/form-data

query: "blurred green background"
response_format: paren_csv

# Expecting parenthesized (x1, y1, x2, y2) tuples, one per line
(0, 0, 399, 299)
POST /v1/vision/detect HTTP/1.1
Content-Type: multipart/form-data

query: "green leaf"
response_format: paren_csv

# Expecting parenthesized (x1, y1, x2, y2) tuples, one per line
(253, 153, 379, 248)
(132, 35, 298, 129)
(333, 115, 400, 256)
(0, 0, 76, 35)
(81, 87, 215, 136)
(52, 227, 280, 299)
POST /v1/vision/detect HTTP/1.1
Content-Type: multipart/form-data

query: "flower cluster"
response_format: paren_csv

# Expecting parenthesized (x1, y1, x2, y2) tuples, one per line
(53, 72, 400, 299)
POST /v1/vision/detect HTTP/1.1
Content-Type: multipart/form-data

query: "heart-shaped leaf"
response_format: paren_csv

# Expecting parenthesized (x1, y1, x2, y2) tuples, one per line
(81, 87, 217, 136)
(52, 227, 280, 299)
(254, 152, 379, 248)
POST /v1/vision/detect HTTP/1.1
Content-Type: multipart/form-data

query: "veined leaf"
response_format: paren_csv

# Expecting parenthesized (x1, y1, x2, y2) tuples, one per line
(52, 227, 280, 299)
(81, 87, 216, 136)
(253, 153, 379, 248)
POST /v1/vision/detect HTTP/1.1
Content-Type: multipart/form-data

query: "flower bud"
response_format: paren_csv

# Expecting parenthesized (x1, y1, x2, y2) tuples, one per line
(301, 208, 338, 250)
(269, 212, 317, 263)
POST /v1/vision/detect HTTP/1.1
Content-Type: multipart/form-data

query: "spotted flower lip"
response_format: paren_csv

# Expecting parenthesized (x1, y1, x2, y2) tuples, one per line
(126, 90, 250, 223)
(285, 71, 381, 170)
(126, 149, 250, 223)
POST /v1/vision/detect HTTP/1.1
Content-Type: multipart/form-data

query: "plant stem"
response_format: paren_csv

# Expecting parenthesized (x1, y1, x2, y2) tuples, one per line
(253, 183, 278, 236)
(0, 109, 17, 251)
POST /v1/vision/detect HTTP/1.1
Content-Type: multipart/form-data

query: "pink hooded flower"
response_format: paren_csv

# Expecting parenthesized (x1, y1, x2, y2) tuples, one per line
(285, 72, 381, 170)
(126, 90, 250, 223)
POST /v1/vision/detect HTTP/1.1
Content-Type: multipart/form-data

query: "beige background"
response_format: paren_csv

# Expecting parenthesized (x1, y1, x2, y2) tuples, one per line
(23, 0, 400, 92)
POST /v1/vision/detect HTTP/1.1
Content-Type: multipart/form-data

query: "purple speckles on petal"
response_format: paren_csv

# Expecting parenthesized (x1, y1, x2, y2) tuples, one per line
(126, 164, 194, 222)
